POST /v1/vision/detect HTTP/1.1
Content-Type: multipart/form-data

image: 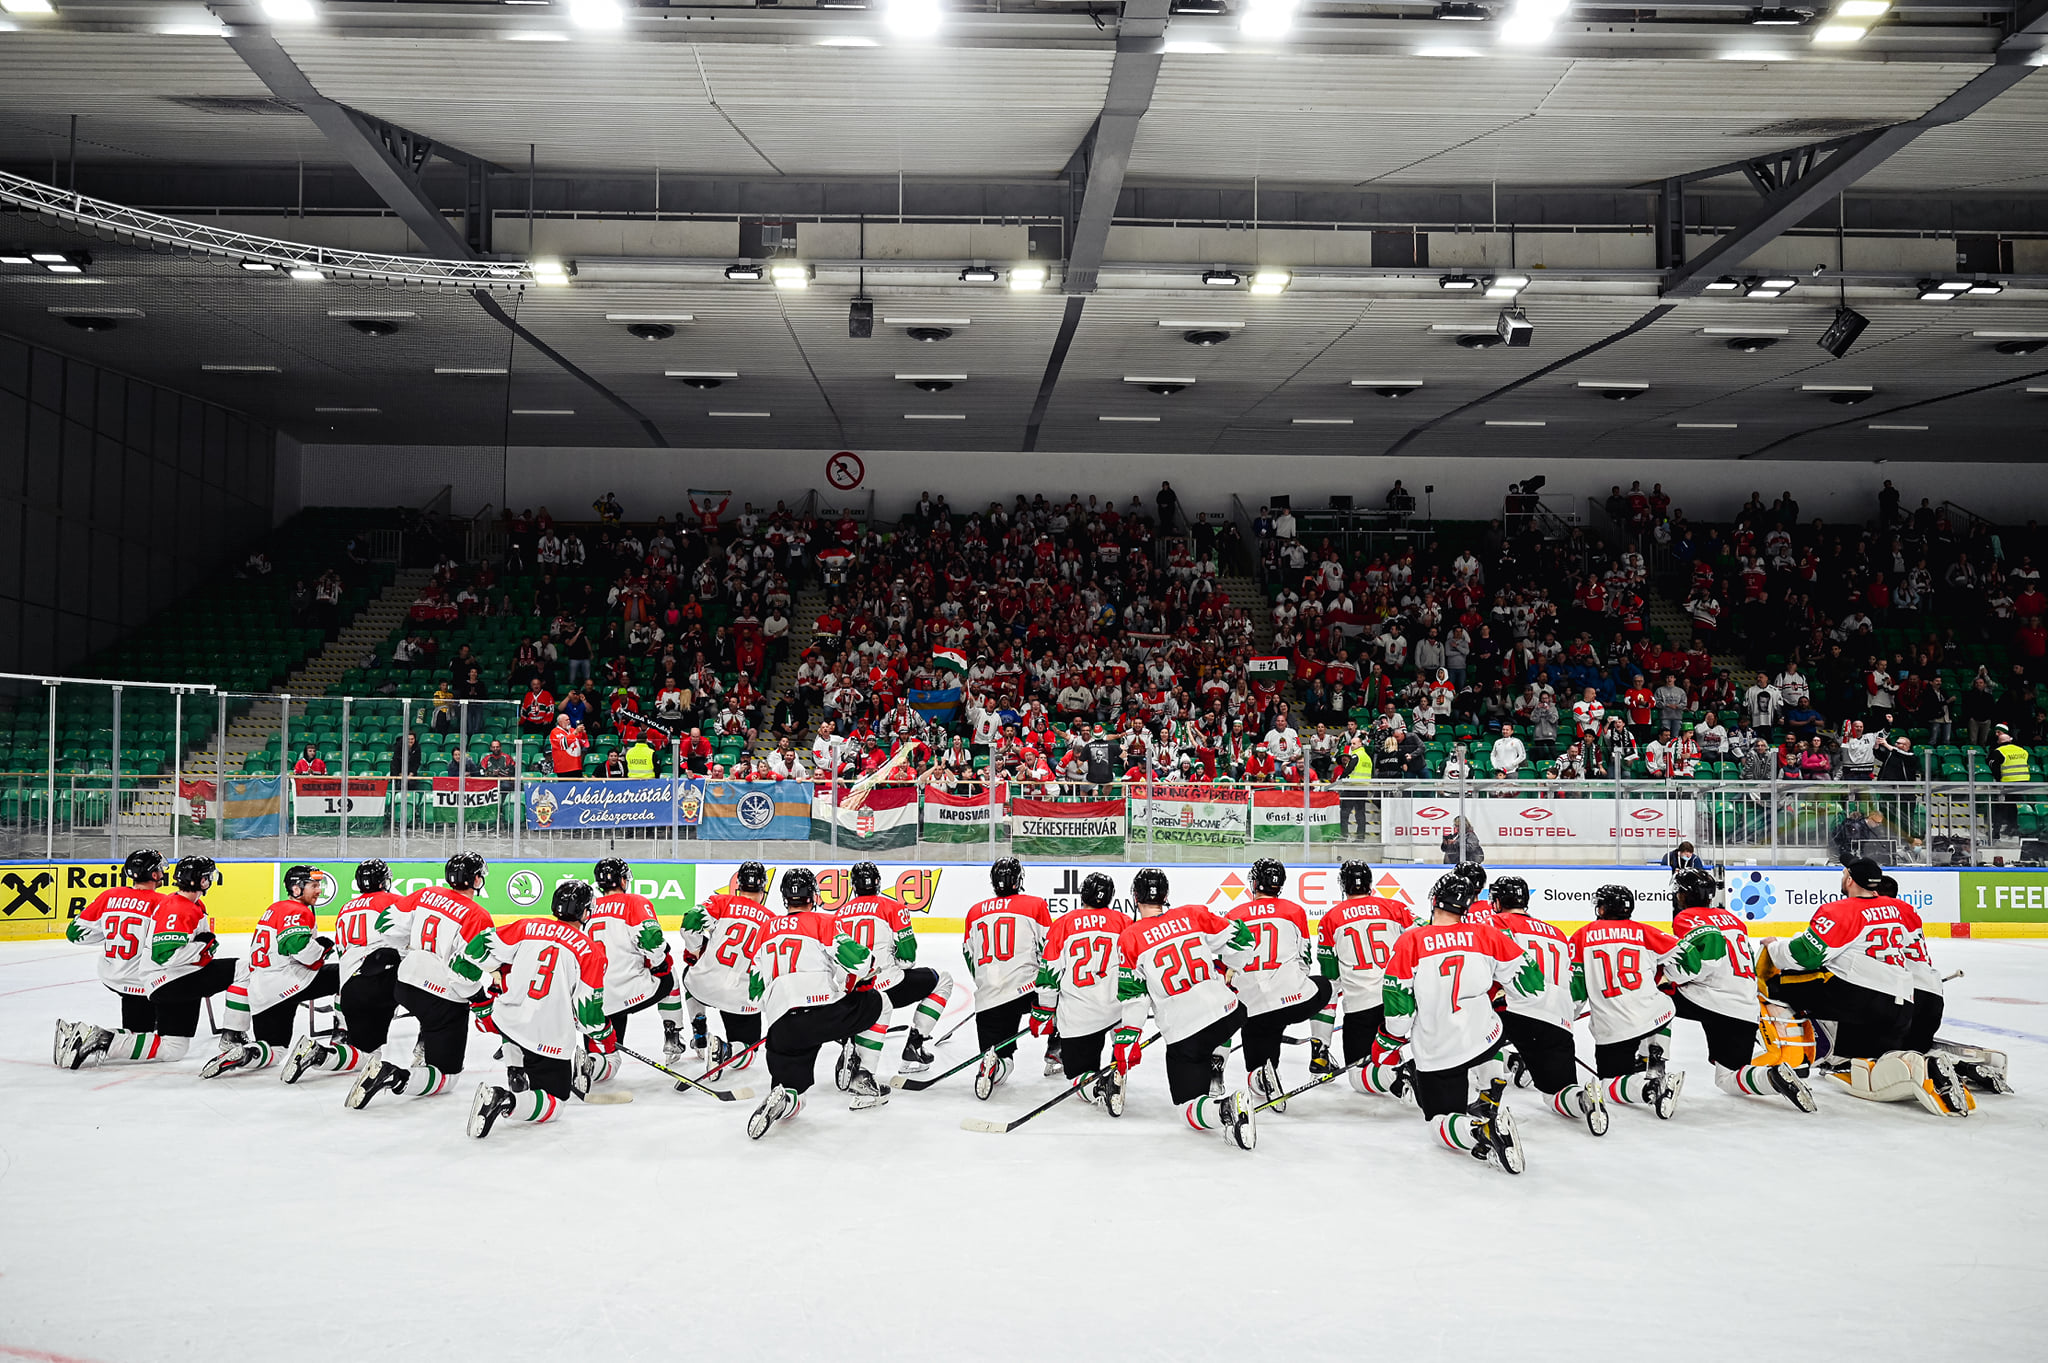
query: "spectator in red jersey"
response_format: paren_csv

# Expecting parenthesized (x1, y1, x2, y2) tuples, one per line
(292, 744, 326, 776)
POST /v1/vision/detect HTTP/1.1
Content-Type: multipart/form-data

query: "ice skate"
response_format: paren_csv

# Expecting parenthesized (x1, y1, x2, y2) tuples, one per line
(280, 1035, 332, 1085)
(690, 1013, 708, 1056)
(573, 1051, 599, 1099)
(1506, 1051, 1531, 1089)
(1250, 1060, 1286, 1114)
(1208, 1047, 1228, 1099)
(1766, 1062, 1817, 1113)
(61, 1023, 113, 1071)
(1650, 1067, 1685, 1120)
(746, 1086, 803, 1140)
(899, 1032, 935, 1074)
(833, 1039, 858, 1092)
(1566, 1084, 1609, 1137)
(1098, 1065, 1127, 1118)
(1934, 1039, 2012, 1093)
(345, 1059, 410, 1110)
(707, 1036, 734, 1071)
(52, 1019, 76, 1067)
(1923, 1052, 1974, 1117)
(1043, 1041, 1063, 1078)
(466, 1083, 516, 1139)
(661, 1019, 686, 1065)
(1216, 1090, 1257, 1151)
(973, 1051, 1013, 1101)
(848, 1070, 890, 1112)
(1308, 1040, 1335, 1078)
(1478, 1102, 1526, 1175)
(199, 1040, 260, 1080)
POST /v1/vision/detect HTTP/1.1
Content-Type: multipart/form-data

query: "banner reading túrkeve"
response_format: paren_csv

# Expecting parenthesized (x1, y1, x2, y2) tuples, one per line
(811, 783, 919, 851)
(1012, 798, 1125, 856)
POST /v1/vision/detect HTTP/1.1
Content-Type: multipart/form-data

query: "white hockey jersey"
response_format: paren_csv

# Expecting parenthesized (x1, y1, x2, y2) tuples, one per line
(1764, 895, 1914, 1003)
(681, 892, 776, 1015)
(1116, 907, 1251, 1045)
(1474, 908, 1580, 1031)
(1316, 895, 1416, 1014)
(1568, 919, 1685, 1045)
(333, 890, 408, 986)
(961, 893, 1054, 1008)
(392, 885, 498, 1002)
(1040, 906, 1134, 1036)
(1224, 896, 1317, 1018)
(1669, 905, 1762, 1023)
(67, 885, 164, 997)
(589, 890, 670, 1013)
(487, 917, 609, 1059)
(748, 910, 875, 1030)
(239, 899, 333, 1015)
(1381, 920, 1529, 1072)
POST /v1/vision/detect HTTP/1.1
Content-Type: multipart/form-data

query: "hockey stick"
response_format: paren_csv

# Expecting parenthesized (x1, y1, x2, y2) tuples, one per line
(617, 1043, 755, 1101)
(891, 1037, 1015, 1091)
(959, 1033, 1161, 1133)
(697, 1039, 763, 1084)
(1943, 970, 1964, 982)
(1251, 1059, 1361, 1114)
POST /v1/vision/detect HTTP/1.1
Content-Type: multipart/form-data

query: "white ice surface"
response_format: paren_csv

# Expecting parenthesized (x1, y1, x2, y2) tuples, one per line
(4, 934, 2048, 1363)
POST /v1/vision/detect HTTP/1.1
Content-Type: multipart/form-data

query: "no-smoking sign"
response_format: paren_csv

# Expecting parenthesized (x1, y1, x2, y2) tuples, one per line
(826, 451, 864, 491)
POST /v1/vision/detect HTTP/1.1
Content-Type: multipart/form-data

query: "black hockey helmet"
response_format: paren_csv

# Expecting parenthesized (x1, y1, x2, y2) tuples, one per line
(1250, 857, 1287, 897)
(173, 855, 216, 894)
(1491, 876, 1531, 914)
(552, 880, 595, 924)
(1430, 873, 1478, 916)
(121, 848, 165, 885)
(355, 858, 392, 894)
(1454, 861, 1487, 891)
(283, 864, 320, 898)
(1132, 867, 1170, 905)
(781, 867, 818, 907)
(1594, 884, 1636, 920)
(1080, 872, 1115, 910)
(990, 856, 1024, 896)
(850, 860, 883, 896)
(444, 851, 486, 893)
(1671, 868, 1717, 911)
(1338, 860, 1374, 897)
(736, 860, 769, 894)
(594, 856, 629, 893)
(1844, 857, 1885, 891)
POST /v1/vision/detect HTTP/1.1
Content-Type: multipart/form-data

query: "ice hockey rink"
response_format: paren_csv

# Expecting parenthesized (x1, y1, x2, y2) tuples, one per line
(3, 931, 2045, 1363)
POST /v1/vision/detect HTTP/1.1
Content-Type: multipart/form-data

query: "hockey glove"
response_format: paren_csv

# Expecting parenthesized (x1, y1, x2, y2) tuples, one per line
(469, 994, 499, 1035)
(585, 1026, 618, 1055)
(1030, 1002, 1056, 1037)
(1372, 1034, 1406, 1071)
(1113, 1026, 1145, 1074)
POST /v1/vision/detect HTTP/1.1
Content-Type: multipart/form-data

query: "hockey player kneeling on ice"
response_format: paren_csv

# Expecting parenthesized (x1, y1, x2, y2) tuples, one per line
(1114, 868, 1260, 1150)
(1568, 884, 1726, 1119)
(1227, 858, 1335, 1113)
(837, 860, 956, 1083)
(1762, 860, 1966, 1116)
(678, 861, 776, 1070)
(284, 859, 409, 1085)
(1465, 878, 1608, 1135)
(53, 848, 169, 1069)
(961, 857, 1054, 1100)
(60, 855, 238, 1069)
(1664, 869, 1814, 1113)
(203, 864, 341, 1078)
(744, 868, 891, 1138)
(1884, 873, 2008, 1097)
(1314, 860, 1416, 1094)
(1377, 874, 1542, 1174)
(346, 852, 498, 1111)
(1035, 872, 1137, 1113)
(588, 858, 679, 1082)
(466, 881, 616, 1139)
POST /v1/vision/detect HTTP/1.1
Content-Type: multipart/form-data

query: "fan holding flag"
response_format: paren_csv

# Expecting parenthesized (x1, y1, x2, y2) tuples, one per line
(932, 646, 969, 681)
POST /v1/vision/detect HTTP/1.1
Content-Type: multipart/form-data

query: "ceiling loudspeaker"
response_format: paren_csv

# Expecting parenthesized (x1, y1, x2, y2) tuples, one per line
(1828, 391, 1871, 406)
(1816, 307, 1870, 359)
(1725, 336, 1779, 353)
(681, 376, 723, 389)
(63, 315, 117, 332)
(1182, 329, 1232, 347)
(908, 326, 953, 343)
(1496, 307, 1533, 347)
(347, 318, 398, 337)
(849, 299, 874, 340)
(1995, 338, 2047, 356)
(1147, 382, 1187, 395)
(627, 323, 674, 341)
(1457, 333, 1503, 350)
(913, 379, 953, 393)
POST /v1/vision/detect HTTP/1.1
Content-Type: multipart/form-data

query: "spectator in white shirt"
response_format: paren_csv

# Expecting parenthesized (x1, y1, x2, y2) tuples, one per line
(1694, 714, 1728, 760)
(1774, 665, 1809, 706)
(1273, 508, 1297, 541)
(1491, 722, 1527, 778)
(1838, 720, 1877, 781)
(1743, 674, 1782, 732)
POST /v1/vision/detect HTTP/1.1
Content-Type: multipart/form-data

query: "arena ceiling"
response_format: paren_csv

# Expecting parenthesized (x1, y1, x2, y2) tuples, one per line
(1, 0, 2045, 461)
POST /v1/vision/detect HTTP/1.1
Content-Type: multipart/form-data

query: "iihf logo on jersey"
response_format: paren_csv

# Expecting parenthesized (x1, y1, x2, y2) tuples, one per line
(1729, 871, 1777, 921)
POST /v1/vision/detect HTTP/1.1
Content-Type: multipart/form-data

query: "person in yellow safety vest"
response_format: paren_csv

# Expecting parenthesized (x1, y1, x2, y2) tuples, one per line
(1991, 723, 2032, 840)
(1337, 741, 1374, 841)
(624, 738, 657, 780)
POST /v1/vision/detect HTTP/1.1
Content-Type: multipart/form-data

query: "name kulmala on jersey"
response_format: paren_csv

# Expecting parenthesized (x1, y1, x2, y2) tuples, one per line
(1043, 907, 1134, 1036)
(333, 890, 409, 985)
(1317, 895, 1415, 1013)
(590, 891, 669, 1012)
(489, 918, 608, 1057)
(393, 885, 497, 1001)
(70, 886, 165, 996)
(1383, 922, 1526, 1072)
(1567, 919, 1681, 1044)
(1226, 896, 1315, 1016)
(1670, 906, 1762, 1022)
(1117, 907, 1246, 1045)
(962, 894, 1053, 1006)
(241, 899, 332, 1015)
(685, 894, 777, 1015)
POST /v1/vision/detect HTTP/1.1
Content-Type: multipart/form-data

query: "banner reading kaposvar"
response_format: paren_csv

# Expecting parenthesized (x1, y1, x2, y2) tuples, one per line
(1012, 799, 1125, 856)
(921, 785, 1009, 843)
(525, 777, 705, 830)
(1379, 796, 1698, 859)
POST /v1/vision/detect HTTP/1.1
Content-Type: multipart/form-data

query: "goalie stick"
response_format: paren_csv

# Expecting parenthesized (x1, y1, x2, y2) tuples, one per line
(618, 1043, 756, 1101)
(959, 1033, 1161, 1133)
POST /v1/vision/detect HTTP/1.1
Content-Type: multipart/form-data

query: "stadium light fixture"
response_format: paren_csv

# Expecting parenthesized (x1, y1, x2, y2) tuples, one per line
(568, 0, 624, 29)
(725, 264, 765, 282)
(289, 263, 326, 281)
(1812, 21, 1866, 41)
(529, 257, 574, 286)
(1250, 269, 1291, 295)
(959, 265, 1000, 283)
(771, 263, 811, 290)
(1010, 265, 1048, 292)
(259, 0, 317, 21)
(1, 0, 57, 13)
(884, 0, 943, 38)
(1240, 0, 1299, 39)
(1439, 274, 1482, 291)
(1202, 269, 1243, 287)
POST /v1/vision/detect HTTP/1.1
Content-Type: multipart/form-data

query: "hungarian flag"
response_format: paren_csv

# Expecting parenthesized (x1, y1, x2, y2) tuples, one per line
(932, 648, 969, 678)
(811, 783, 919, 851)
(1012, 798, 1125, 856)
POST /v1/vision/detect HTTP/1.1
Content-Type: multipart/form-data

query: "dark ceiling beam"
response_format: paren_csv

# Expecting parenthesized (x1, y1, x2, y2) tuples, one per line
(1063, 0, 1171, 294)
(1662, 57, 2043, 296)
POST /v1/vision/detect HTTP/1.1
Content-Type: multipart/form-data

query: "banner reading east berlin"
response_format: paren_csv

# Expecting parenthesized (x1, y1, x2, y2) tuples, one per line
(921, 784, 1010, 843)
(699, 780, 809, 840)
(1012, 799, 1126, 856)
(811, 783, 919, 851)
(1251, 788, 1342, 842)
(526, 777, 706, 831)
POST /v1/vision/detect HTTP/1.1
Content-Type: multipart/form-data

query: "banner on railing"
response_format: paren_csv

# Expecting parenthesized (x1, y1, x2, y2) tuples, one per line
(1252, 789, 1342, 842)
(1131, 784, 1249, 846)
(921, 785, 1010, 843)
(811, 784, 919, 851)
(1378, 796, 1698, 859)
(526, 778, 706, 831)
(178, 775, 283, 840)
(700, 780, 808, 840)
(292, 776, 390, 818)
(1013, 798, 1125, 856)
(431, 776, 501, 811)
